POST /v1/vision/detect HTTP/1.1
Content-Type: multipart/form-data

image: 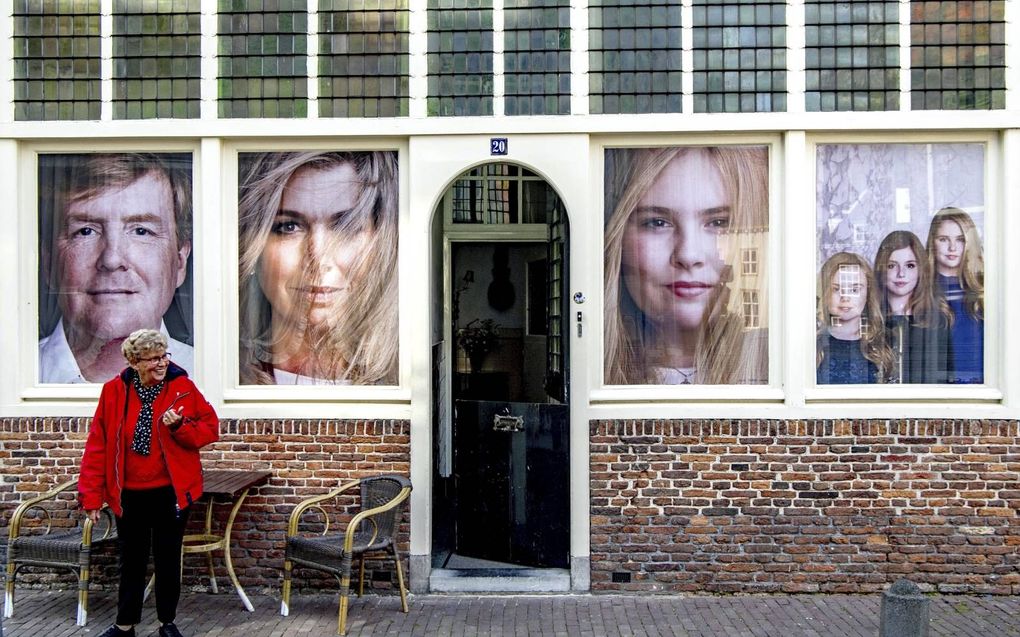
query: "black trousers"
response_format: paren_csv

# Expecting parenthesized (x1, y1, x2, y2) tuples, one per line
(115, 486, 190, 626)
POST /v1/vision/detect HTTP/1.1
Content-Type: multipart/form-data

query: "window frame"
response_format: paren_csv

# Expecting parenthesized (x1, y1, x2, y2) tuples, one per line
(219, 138, 411, 407)
(590, 133, 784, 403)
(803, 131, 1002, 403)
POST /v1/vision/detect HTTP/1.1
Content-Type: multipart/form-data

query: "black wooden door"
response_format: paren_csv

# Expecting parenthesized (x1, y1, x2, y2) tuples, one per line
(453, 400, 569, 568)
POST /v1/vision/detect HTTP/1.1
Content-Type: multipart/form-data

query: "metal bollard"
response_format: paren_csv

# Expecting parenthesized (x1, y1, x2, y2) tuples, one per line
(880, 579, 930, 637)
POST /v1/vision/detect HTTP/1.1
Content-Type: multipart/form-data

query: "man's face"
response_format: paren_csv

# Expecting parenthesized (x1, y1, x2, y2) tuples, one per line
(54, 171, 191, 342)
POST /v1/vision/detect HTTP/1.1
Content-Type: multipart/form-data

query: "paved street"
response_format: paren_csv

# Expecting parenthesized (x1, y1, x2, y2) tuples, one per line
(3, 588, 1019, 637)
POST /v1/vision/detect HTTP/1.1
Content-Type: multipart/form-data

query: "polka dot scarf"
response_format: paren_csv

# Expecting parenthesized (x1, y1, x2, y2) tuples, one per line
(131, 376, 164, 456)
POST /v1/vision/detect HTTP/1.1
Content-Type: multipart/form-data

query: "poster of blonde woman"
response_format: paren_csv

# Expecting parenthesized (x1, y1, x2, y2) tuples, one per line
(237, 151, 399, 385)
(815, 142, 985, 385)
(604, 146, 769, 385)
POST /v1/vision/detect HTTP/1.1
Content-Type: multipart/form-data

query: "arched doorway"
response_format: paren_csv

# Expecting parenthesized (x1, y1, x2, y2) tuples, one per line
(430, 161, 571, 587)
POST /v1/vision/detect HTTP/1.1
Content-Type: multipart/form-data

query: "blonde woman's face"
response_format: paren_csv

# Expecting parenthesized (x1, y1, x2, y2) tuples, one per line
(620, 149, 731, 332)
(884, 246, 919, 306)
(258, 163, 372, 331)
(933, 219, 964, 276)
(828, 265, 867, 324)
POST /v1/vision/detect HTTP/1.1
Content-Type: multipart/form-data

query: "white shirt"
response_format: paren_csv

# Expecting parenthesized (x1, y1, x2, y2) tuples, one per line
(272, 367, 351, 386)
(38, 319, 195, 384)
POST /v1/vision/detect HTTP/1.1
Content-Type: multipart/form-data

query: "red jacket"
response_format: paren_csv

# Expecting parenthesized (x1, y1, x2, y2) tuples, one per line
(78, 363, 219, 516)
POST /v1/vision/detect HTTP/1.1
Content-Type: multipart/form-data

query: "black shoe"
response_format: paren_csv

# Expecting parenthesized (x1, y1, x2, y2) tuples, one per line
(96, 626, 135, 637)
(158, 623, 184, 637)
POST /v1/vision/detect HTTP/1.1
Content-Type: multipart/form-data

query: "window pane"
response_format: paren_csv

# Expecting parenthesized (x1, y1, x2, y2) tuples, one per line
(815, 143, 986, 384)
(318, 1, 410, 118)
(604, 146, 770, 385)
(14, 2, 101, 120)
(236, 151, 399, 385)
(426, 0, 493, 116)
(218, 0, 308, 118)
(588, 1, 682, 114)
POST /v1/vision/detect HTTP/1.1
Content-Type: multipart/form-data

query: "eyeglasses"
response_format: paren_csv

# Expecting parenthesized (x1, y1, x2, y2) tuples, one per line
(139, 352, 172, 365)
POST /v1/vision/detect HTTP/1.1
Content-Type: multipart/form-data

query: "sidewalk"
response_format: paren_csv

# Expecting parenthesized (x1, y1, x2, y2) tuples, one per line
(4, 588, 1019, 637)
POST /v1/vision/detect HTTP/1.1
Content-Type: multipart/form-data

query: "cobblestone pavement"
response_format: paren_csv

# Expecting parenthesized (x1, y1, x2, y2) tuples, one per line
(3, 589, 1019, 637)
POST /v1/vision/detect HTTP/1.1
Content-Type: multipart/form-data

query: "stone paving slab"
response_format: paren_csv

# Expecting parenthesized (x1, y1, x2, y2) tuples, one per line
(3, 589, 1019, 637)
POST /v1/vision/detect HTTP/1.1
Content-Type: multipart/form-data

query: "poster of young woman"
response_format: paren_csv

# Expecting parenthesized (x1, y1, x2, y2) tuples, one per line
(604, 146, 769, 386)
(237, 151, 399, 386)
(38, 153, 194, 384)
(815, 142, 985, 385)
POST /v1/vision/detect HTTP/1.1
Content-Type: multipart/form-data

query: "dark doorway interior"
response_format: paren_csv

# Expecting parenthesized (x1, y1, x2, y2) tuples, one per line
(431, 169, 570, 570)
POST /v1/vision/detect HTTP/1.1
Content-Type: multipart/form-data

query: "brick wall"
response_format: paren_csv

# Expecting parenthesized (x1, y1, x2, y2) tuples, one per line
(0, 417, 411, 594)
(591, 419, 1020, 595)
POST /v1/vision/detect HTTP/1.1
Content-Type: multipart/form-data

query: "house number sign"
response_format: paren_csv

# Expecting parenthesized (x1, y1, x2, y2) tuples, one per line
(490, 137, 508, 155)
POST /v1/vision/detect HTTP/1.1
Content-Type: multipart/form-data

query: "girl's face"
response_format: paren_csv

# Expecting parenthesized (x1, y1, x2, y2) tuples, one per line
(620, 149, 732, 333)
(258, 163, 371, 331)
(884, 246, 919, 305)
(933, 219, 965, 276)
(828, 265, 867, 325)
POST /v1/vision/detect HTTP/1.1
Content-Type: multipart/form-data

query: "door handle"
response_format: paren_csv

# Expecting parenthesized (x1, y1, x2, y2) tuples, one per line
(493, 413, 524, 432)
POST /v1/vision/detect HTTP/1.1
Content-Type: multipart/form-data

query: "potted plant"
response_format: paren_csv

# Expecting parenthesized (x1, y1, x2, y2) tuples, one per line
(457, 318, 501, 372)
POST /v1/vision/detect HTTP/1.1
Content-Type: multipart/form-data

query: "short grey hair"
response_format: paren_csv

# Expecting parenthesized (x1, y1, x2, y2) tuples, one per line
(121, 329, 168, 364)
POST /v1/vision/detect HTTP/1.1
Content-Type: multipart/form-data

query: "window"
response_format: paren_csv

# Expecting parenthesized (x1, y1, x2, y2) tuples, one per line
(604, 145, 770, 385)
(742, 248, 758, 275)
(816, 142, 986, 385)
(742, 289, 759, 328)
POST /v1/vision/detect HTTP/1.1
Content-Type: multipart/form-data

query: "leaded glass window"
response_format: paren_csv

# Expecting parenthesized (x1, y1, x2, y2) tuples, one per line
(113, 0, 201, 119)
(13, 0, 102, 121)
(805, 1, 899, 111)
(426, 0, 494, 117)
(504, 0, 571, 116)
(692, 0, 787, 113)
(588, 0, 682, 114)
(319, 0, 410, 118)
(218, 0, 308, 118)
(909, 0, 1006, 109)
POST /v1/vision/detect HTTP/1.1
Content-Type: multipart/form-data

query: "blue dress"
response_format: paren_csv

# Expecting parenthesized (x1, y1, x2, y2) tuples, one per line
(937, 274, 983, 384)
(817, 333, 878, 384)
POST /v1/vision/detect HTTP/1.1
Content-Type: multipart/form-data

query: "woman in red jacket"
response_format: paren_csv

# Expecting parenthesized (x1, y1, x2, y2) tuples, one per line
(79, 329, 219, 637)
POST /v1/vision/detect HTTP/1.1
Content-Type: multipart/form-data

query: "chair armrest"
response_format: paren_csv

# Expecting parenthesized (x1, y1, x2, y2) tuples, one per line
(8, 479, 78, 540)
(343, 485, 412, 552)
(285, 479, 361, 538)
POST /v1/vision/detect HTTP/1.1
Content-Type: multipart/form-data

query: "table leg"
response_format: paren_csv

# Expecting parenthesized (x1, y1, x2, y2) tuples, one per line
(202, 501, 219, 594)
(223, 487, 255, 612)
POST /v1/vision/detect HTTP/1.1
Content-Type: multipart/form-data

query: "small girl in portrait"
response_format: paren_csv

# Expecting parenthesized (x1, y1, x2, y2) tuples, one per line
(873, 231, 953, 383)
(925, 207, 984, 383)
(816, 251, 893, 384)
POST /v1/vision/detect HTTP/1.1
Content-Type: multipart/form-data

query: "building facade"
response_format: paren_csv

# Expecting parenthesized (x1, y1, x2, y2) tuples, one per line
(1, 0, 1018, 596)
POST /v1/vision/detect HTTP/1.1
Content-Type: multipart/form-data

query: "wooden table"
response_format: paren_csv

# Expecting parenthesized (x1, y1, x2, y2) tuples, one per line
(148, 469, 271, 611)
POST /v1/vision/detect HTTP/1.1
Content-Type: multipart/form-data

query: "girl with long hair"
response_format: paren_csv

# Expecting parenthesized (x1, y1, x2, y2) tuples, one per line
(925, 207, 984, 383)
(604, 146, 769, 385)
(873, 230, 952, 383)
(816, 252, 893, 384)
(238, 151, 399, 385)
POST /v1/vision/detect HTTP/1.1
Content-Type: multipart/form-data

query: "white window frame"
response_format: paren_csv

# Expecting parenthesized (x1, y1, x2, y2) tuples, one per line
(803, 132, 1002, 404)
(589, 134, 784, 404)
(217, 139, 411, 418)
(741, 247, 758, 275)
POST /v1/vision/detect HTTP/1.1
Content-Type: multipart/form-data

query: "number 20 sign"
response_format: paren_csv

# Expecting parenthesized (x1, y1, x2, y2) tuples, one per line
(490, 138, 508, 156)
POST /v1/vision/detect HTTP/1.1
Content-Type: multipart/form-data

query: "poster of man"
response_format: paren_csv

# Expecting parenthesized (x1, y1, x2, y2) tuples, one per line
(38, 153, 194, 384)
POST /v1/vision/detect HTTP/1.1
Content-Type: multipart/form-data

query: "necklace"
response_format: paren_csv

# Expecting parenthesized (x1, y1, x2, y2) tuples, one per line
(658, 366, 697, 385)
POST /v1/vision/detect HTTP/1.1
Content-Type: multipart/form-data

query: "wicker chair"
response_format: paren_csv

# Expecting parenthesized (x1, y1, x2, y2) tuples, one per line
(281, 474, 412, 635)
(4, 479, 116, 626)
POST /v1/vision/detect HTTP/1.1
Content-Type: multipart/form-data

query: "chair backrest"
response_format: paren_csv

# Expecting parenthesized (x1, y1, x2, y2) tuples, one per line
(358, 475, 411, 540)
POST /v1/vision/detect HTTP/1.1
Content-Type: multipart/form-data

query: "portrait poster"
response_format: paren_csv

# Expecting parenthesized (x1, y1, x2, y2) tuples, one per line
(604, 145, 769, 386)
(815, 143, 986, 385)
(38, 153, 194, 384)
(237, 150, 399, 386)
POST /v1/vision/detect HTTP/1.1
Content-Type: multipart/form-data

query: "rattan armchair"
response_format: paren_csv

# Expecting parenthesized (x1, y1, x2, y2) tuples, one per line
(281, 474, 412, 635)
(4, 478, 116, 626)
